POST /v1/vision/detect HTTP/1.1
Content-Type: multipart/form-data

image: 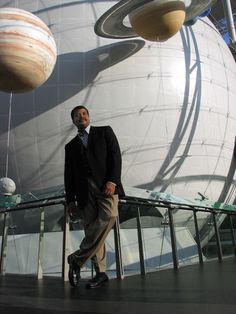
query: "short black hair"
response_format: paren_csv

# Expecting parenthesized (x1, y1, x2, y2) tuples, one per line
(71, 105, 89, 120)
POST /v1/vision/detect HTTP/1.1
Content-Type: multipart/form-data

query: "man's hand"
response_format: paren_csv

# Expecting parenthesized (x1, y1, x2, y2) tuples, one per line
(67, 202, 77, 218)
(104, 181, 116, 196)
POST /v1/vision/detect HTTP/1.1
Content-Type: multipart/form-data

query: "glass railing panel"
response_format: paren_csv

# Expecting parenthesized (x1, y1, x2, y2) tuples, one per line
(119, 203, 174, 274)
(119, 214, 141, 276)
(4, 208, 41, 275)
(42, 230, 64, 277)
(217, 213, 234, 258)
(172, 209, 199, 266)
(119, 203, 147, 275)
(40, 203, 64, 277)
(141, 216, 174, 271)
(229, 213, 236, 238)
(0, 212, 4, 255)
(140, 207, 174, 271)
(200, 212, 218, 260)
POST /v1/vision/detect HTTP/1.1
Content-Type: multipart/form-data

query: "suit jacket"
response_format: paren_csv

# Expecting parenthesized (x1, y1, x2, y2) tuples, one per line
(64, 125, 125, 208)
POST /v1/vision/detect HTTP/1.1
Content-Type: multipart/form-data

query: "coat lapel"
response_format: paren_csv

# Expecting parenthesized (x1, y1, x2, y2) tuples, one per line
(71, 135, 84, 154)
(87, 126, 94, 149)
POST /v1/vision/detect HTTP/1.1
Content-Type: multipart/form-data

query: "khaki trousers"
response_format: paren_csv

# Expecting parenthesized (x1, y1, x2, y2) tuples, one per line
(73, 177, 118, 273)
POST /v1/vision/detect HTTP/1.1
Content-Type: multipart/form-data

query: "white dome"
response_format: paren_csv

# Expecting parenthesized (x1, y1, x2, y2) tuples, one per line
(0, 0, 235, 203)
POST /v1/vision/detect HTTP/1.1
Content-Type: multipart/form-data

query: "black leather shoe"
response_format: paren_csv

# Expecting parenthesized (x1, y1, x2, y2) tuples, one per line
(67, 254, 80, 287)
(86, 273, 109, 289)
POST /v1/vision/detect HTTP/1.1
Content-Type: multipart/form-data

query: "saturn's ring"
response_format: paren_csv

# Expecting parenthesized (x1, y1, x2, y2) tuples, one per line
(94, 0, 216, 39)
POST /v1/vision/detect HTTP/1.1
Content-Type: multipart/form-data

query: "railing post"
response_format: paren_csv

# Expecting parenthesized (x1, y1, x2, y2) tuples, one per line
(37, 206, 44, 279)
(0, 212, 9, 275)
(212, 212, 223, 261)
(136, 205, 146, 275)
(62, 202, 70, 281)
(113, 215, 124, 279)
(168, 206, 178, 269)
(229, 214, 236, 257)
(193, 210, 203, 264)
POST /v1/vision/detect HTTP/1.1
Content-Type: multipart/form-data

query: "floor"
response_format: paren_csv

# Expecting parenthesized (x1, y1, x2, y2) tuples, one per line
(1, 258, 236, 314)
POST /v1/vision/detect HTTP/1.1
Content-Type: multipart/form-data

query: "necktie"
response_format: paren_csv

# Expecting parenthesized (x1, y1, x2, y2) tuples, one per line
(79, 130, 88, 148)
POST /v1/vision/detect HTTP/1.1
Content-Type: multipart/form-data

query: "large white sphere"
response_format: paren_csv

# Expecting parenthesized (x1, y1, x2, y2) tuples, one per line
(0, 177, 16, 195)
(0, 0, 235, 204)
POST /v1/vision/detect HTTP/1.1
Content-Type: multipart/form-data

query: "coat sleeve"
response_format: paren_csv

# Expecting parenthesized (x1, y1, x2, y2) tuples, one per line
(105, 126, 122, 185)
(64, 145, 76, 204)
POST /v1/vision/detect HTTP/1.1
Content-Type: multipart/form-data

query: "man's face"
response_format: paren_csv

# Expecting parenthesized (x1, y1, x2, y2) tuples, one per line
(73, 108, 90, 129)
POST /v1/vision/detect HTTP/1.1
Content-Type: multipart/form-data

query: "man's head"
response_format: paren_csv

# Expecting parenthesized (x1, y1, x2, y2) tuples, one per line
(71, 105, 90, 130)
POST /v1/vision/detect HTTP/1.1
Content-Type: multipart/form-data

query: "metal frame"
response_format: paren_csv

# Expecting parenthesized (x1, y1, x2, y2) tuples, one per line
(136, 205, 146, 275)
(193, 210, 204, 264)
(168, 206, 179, 269)
(212, 212, 223, 261)
(229, 214, 236, 256)
(113, 215, 124, 279)
(1, 195, 236, 279)
(62, 202, 70, 281)
(0, 212, 9, 275)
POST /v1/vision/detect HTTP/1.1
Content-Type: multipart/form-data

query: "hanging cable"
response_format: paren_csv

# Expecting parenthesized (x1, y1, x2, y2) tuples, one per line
(5, 92, 13, 178)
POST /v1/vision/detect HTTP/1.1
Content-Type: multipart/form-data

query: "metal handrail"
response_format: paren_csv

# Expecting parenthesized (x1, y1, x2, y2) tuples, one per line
(0, 195, 236, 280)
(1, 193, 235, 214)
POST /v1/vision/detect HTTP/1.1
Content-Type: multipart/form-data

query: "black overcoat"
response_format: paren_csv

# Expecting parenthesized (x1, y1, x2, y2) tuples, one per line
(64, 125, 124, 208)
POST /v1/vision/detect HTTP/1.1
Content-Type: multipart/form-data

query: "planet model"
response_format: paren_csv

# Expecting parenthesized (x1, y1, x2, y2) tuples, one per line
(94, 0, 216, 41)
(129, 0, 186, 42)
(0, 7, 57, 93)
(0, 177, 16, 195)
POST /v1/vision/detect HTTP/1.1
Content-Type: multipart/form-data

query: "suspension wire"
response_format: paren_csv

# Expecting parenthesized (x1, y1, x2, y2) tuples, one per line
(5, 92, 13, 178)
(5, 92, 21, 272)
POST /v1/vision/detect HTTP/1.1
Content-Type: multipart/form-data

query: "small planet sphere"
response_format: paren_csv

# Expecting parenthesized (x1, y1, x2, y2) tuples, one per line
(0, 177, 16, 195)
(0, 7, 57, 93)
(129, 0, 186, 42)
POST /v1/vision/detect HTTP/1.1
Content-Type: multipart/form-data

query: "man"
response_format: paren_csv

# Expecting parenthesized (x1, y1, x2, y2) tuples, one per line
(64, 105, 124, 288)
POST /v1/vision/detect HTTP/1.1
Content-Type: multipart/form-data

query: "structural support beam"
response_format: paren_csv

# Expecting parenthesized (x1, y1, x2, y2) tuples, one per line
(136, 205, 146, 276)
(62, 203, 70, 281)
(193, 210, 204, 264)
(114, 215, 124, 279)
(212, 212, 223, 261)
(0, 212, 9, 275)
(229, 214, 236, 256)
(222, 0, 236, 45)
(168, 207, 179, 269)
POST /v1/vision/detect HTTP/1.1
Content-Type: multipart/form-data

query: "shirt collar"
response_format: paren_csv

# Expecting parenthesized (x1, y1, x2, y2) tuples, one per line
(85, 124, 91, 134)
(78, 124, 91, 136)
